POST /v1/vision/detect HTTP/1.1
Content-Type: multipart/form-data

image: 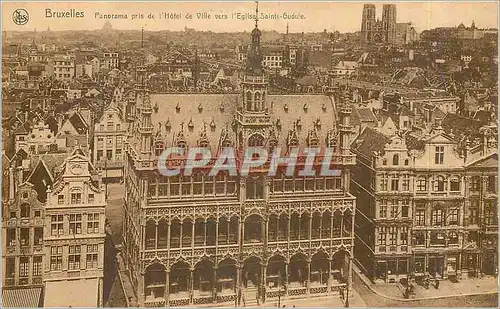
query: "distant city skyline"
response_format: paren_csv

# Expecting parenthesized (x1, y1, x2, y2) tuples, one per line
(2, 1, 498, 34)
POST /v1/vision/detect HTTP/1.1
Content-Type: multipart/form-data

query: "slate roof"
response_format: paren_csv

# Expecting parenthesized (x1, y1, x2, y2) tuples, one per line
(351, 127, 391, 158)
(149, 93, 338, 153)
(442, 113, 483, 139)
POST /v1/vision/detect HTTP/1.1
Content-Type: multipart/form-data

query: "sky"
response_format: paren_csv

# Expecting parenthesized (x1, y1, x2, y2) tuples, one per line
(2, 1, 498, 33)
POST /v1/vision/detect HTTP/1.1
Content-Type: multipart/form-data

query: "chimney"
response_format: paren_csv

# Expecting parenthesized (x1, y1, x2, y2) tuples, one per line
(18, 166, 24, 187)
(482, 129, 488, 155)
(98, 170, 103, 190)
(9, 167, 15, 201)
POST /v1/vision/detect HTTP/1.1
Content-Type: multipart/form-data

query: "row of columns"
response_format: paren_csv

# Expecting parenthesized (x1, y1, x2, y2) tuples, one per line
(144, 212, 353, 250)
(140, 256, 352, 306)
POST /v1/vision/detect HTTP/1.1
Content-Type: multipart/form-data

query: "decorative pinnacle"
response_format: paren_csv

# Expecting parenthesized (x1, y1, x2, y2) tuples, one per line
(255, 1, 259, 28)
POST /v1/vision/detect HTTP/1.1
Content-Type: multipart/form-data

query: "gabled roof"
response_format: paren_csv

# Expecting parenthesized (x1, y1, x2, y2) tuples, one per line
(352, 127, 391, 158)
(467, 152, 498, 169)
(406, 133, 426, 150)
(442, 113, 483, 138)
(68, 112, 88, 133)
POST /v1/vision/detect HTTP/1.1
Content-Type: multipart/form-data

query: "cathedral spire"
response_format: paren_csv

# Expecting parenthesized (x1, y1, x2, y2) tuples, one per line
(246, 1, 263, 75)
(255, 1, 259, 28)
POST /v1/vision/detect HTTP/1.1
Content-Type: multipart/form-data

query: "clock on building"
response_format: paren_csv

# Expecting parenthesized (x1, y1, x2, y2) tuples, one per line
(70, 164, 83, 175)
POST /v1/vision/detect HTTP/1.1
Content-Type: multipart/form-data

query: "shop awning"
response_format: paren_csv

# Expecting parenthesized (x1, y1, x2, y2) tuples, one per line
(103, 169, 123, 178)
(2, 287, 42, 307)
(44, 278, 99, 307)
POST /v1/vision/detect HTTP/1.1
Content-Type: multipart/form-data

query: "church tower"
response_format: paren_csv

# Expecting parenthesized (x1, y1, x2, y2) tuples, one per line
(236, 1, 272, 150)
(135, 27, 153, 158)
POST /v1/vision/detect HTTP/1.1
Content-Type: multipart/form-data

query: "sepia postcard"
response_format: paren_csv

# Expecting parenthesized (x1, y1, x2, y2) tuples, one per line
(1, 1, 498, 307)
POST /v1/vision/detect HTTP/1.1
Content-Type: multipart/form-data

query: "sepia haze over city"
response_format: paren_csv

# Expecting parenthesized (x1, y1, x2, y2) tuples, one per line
(2, 1, 499, 33)
(1, 0, 498, 308)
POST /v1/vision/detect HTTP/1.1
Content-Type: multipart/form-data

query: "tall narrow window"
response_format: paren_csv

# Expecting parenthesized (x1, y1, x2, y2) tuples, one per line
(87, 213, 100, 234)
(33, 256, 42, 277)
(19, 257, 29, 281)
(68, 245, 81, 270)
(392, 154, 399, 166)
(50, 246, 63, 271)
(415, 209, 425, 226)
(380, 174, 388, 191)
(431, 208, 444, 226)
(435, 146, 444, 164)
(51, 215, 64, 236)
(86, 244, 99, 269)
(69, 214, 82, 234)
(379, 199, 387, 218)
(400, 226, 408, 245)
(20, 203, 30, 218)
(71, 193, 82, 204)
(433, 176, 445, 192)
(391, 176, 399, 191)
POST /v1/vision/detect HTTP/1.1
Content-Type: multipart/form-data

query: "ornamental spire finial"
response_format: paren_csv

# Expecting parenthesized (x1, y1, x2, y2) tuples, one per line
(255, 1, 259, 28)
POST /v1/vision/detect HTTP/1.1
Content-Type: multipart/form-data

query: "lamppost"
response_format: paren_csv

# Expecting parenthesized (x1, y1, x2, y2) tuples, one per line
(277, 271, 282, 308)
(344, 281, 349, 308)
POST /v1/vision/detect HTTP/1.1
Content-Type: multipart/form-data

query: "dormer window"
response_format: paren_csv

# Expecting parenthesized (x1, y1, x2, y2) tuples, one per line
(155, 141, 165, 156)
(276, 119, 282, 131)
(188, 119, 194, 132)
(165, 119, 171, 132)
(248, 134, 264, 147)
(177, 141, 186, 149)
(316, 119, 321, 130)
(296, 119, 302, 131)
(222, 140, 232, 148)
(199, 140, 209, 148)
(198, 103, 203, 113)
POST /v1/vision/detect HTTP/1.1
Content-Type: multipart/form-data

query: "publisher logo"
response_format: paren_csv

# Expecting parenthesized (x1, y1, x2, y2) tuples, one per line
(13, 9, 29, 25)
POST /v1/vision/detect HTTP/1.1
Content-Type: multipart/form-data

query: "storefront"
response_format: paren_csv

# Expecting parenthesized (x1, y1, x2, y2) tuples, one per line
(44, 278, 100, 307)
(2, 287, 42, 307)
(374, 257, 410, 283)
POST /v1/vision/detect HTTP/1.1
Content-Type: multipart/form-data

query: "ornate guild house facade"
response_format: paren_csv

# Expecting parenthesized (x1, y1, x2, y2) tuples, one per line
(122, 17, 357, 306)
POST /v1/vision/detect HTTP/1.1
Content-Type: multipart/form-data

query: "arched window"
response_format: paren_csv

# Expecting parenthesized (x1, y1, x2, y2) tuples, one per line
(20, 203, 30, 218)
(433, 176, 445, 192)
(246, 177, 264, 200)
(392, 154, 399, 166)
(246, 92, 253, 111)
(404, 159, 409, 166)
(255, 92, 261, 111)
(248, 134, 264, 147)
